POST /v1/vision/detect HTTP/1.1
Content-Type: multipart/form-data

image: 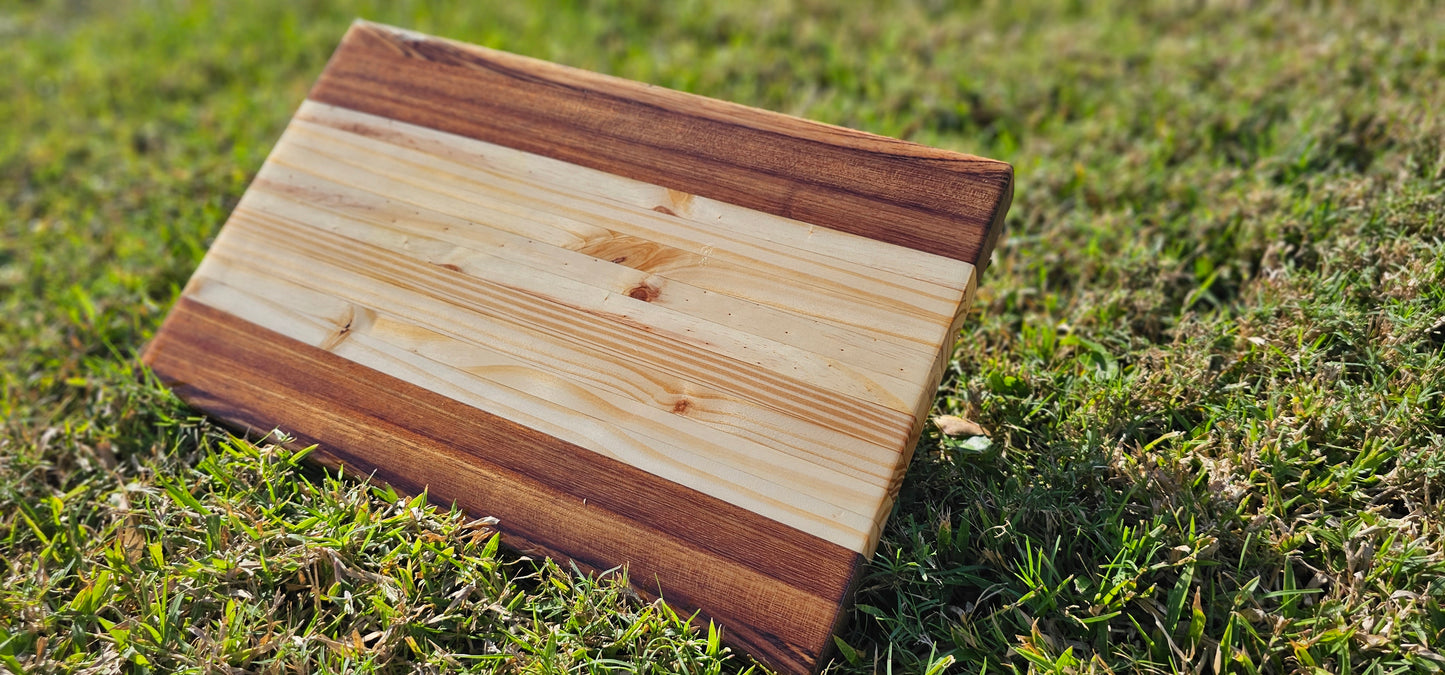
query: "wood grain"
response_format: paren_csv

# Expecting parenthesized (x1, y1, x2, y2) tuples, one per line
(308, 21, 1013, 268)
(142, 21, 1013, 675)
(146, 298, 861, 675)
(182, 247, 890, 550)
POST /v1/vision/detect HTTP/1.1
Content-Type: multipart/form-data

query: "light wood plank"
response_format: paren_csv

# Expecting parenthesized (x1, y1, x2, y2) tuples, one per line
(212, 201, 922, 446)
(191, 248, 905, 488)
(240, 175, 944, 385)
(296, 101, 975, 293)
(271, 106, 969, 352)
(184, 262, 881, 552)
(243, 169, 946, 380)
(228, 188, 927, 473)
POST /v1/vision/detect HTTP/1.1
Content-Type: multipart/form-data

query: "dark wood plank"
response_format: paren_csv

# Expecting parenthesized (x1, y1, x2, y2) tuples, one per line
(143, 298, 863, 674)
(307, 21, 1013, 268)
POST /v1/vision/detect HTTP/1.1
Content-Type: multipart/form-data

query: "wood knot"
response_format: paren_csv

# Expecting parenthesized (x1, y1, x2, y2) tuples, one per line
(664, 188, 694, 215)
(319, 306, 358, 351)
(627, 283, 660, 302)
(434, 262, 463, 272)
(651, 205, 679, 217)
(671, 399, 691, 415)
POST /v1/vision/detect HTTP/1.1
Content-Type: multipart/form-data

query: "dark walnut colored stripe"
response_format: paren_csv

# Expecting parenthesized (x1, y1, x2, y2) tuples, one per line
(143, 298, 863, 674)
(307, 21, 1013, 268)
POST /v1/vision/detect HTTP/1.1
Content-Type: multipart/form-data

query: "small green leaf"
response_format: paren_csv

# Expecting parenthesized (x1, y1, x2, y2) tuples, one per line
(833, 636, 862, 666)
(287, 444, 318, 465)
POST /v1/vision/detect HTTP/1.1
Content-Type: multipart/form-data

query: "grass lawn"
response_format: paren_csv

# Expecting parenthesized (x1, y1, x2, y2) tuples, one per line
(4, 1, 1445, 672)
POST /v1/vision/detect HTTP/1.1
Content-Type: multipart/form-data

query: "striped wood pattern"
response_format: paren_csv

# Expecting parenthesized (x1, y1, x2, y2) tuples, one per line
(143, 21, 1013, 675)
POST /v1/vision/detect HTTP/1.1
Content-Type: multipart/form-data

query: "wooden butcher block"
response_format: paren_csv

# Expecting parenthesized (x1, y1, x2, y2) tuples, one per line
(143, 20, 1013, 674)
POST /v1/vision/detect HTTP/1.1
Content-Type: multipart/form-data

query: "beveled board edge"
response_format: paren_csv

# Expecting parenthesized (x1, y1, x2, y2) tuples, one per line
(143, 298, 864, 675)
(308, 20, 1014, 269)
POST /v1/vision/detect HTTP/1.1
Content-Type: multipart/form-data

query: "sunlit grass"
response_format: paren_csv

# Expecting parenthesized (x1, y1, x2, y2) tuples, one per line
(3, 1, 1444, 672)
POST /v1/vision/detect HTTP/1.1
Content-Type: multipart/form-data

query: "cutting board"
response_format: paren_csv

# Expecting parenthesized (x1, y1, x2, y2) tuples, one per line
(143, 20, 1013, 674)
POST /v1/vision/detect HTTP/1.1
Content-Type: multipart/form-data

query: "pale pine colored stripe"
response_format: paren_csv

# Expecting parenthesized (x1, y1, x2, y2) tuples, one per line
(274, 109, 967, 346)
(243, 170, 939, 381)
(198, 235, 904, 485)
(281, 110, 960, 315)
(297, 99, 974, 293)
(185, 263, 878, 553)
(227, 196, 927, 420)
(206, 204, 916, 450)
(212, 207, 917, 451)
(265, 131, 949, 354)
